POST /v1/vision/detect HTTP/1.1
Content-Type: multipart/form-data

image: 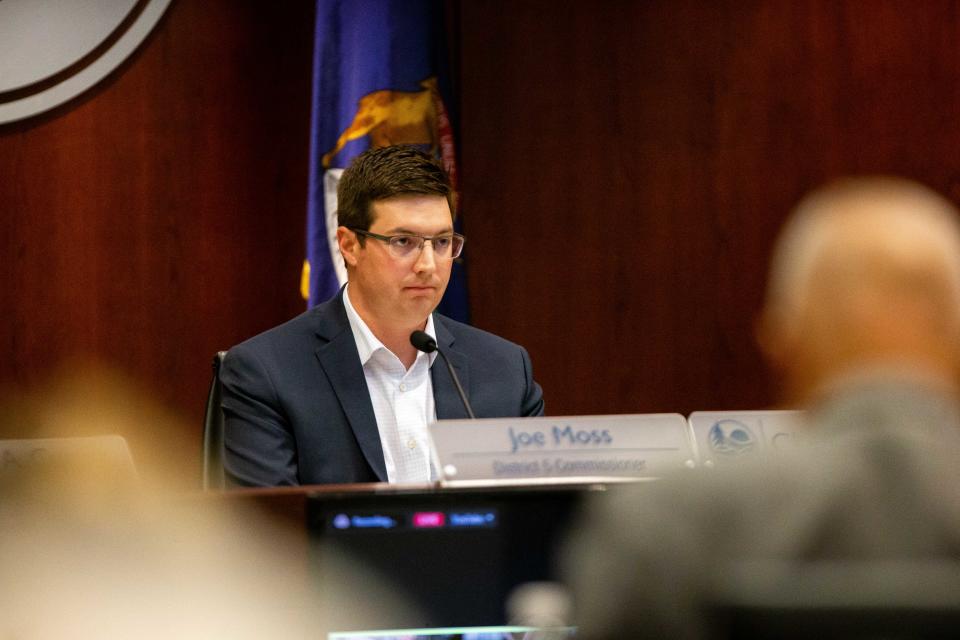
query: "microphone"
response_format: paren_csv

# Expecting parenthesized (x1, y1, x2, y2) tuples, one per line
(410, 330, 476, 419)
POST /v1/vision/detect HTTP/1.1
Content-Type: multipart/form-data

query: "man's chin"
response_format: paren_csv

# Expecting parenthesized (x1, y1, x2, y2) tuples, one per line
(400, 290, 443, 316)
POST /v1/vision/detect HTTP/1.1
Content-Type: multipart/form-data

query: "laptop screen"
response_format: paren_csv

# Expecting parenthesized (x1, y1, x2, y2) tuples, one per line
(306, 485, 587, 636)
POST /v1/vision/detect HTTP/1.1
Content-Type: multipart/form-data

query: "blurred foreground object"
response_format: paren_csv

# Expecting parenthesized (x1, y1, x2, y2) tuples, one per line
(0, 361, 407, 638)
(0, 360, 195, 490)
(563, 177, 960, 639)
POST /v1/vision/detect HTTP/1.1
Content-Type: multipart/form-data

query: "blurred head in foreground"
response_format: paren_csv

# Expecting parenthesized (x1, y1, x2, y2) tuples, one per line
(758, 176, 960, 405)
(0, 361, 408, 638)
(563, 177, 960, 640)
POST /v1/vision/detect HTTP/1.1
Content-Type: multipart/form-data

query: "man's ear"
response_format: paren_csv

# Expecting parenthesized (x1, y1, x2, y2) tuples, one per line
(337, 226, 359, 267)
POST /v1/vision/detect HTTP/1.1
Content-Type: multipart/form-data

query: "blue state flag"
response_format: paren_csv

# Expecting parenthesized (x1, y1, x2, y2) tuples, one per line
(302, 0, 468, 322)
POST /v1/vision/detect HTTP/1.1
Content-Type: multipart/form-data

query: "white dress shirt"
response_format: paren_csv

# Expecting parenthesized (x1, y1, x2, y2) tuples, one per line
(342, 285, 438, 483)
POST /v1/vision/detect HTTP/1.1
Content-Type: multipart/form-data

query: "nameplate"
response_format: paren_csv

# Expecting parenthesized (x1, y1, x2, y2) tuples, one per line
(687, 410, 805, 466)
(0, 435, 137, 476)
(429, 414, 695, 482)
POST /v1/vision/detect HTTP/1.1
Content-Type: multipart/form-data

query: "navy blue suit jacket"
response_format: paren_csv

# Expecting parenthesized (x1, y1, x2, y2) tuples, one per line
(220, 291, 544, 486)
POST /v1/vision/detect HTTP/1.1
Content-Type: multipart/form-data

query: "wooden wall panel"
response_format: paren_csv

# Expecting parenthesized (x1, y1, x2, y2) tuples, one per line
(458, 0, 960, 416)
(0, 0, 314, 472)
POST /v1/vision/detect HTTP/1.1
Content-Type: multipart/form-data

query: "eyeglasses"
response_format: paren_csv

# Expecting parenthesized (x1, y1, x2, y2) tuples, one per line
(349, 228, 465, 259)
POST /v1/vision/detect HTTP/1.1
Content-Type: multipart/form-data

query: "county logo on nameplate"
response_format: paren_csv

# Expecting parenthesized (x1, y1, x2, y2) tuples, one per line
(687, 410, 806, 467)
(429, 414, 696, 482)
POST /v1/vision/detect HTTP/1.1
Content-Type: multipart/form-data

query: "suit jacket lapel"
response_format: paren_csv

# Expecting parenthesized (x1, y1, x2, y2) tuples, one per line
(313, 293, 388, 482)
(432, 315, 472, 420)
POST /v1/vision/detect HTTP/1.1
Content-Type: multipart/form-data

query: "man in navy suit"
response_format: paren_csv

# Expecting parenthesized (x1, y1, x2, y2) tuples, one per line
(221, 146, 544, 487)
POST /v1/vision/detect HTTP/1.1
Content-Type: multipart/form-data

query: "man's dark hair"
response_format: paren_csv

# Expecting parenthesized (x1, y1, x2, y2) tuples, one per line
(337, 145, 455, 234)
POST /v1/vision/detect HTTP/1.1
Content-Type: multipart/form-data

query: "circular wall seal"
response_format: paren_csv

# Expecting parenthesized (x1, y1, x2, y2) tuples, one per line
(0, 0, 172, 125)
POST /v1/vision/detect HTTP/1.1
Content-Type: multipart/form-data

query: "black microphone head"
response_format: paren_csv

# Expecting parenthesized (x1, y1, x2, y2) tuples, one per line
(410, 330, 438, 353)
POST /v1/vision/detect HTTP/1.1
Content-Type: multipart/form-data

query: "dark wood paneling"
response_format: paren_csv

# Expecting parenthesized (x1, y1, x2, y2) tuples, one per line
(0, 0, 314, 471)
(458, 0, 960, 416)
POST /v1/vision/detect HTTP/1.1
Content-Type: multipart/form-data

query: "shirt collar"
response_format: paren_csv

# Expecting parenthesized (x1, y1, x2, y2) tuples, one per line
(342, 284, 438, 367)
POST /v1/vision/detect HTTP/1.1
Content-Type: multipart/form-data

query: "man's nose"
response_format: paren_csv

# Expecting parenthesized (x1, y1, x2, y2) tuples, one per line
(413, 239, 437, 273)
